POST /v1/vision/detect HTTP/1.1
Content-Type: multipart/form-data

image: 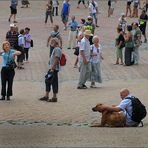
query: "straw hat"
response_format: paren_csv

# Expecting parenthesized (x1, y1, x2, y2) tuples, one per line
(84, 30, 93, 36)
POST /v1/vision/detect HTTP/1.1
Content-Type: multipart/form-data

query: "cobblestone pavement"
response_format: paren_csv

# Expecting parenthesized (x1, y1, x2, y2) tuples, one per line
(0, 0, 148, 147)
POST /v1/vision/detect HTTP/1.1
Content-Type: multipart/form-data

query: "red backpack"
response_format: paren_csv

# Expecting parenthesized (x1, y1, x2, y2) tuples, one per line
(60, 53, 66, 66)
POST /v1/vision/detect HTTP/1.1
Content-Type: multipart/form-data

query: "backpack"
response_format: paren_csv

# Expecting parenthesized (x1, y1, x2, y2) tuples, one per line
(60, 53, 66, 66)
(126, 96, 147, 123)
(30, 39, 33, 47)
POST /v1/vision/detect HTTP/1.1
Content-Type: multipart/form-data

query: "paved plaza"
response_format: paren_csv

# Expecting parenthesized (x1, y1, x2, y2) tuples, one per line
(0, 0, 148, 147)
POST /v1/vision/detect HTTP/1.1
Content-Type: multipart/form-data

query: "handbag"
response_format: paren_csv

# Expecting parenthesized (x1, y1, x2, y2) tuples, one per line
(6, 51, 17, 70)
(73, 47, 79, 56)
(6, 60, 17, 70)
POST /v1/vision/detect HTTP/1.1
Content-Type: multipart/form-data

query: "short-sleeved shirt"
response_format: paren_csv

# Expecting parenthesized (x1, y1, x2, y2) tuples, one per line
(24, 33, 31, 48)
(117, 94, 138, 126)
(79, 37, 90, 62)
(53, 0, 58, 7)
(89, 1, 98, 14)
(11, 0, 18, 9)
(62, 1, 70, 16)
(84, 22, 95, 34)
(49, 47, 62, 71)
(18, 34, 25, 47)
(6, 31, 19, 49)
(0, 49, 16, 67)
(134, 29, 141, 46)
(116, 33, 125, 48)
(68, 21, 78, 31)
(90, 44, 102, 63)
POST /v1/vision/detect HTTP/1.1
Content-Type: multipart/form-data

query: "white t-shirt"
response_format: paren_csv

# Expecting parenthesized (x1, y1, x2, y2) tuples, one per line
(79, 37, 90, 62)
(53, 0, 58, 7)
(90, 44, 102, 63)
(89, 1, 98, 14)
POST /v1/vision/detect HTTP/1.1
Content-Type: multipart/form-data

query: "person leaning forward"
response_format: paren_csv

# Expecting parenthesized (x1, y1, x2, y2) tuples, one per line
(77, 30, 93, 89)
(96, 88, 140, 127)
(40, 38, 62, 102)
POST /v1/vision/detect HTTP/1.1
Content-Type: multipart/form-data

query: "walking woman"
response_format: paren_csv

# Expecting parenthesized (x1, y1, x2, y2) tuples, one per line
(45, 0, 53, 26)
(90, 36, 103, 88)
(0, 41, 21, 101)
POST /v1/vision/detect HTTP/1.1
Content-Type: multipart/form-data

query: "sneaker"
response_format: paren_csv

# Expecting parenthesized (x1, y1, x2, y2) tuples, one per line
(74, 65, 78, 68)
(13, 21, 18, 23)
(77, 85, 87, 89)
(90, 84, 97, 88)
(39, 96, 48, 101)
(0, 96, 5, 101)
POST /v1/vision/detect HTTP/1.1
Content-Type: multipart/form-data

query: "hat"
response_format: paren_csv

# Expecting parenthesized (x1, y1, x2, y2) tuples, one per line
(87, 16, 93, 20)
(84, 30, 93, 36)
(10, 23, 15, 27)
(121, 13, 125, 16)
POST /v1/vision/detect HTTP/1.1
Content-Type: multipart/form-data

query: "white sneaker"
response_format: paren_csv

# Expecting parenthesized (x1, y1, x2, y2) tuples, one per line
(90, 84, 97, 88)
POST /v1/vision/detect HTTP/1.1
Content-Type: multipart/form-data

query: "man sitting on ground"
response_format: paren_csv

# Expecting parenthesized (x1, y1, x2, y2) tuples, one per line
(97, 88, 140, 127)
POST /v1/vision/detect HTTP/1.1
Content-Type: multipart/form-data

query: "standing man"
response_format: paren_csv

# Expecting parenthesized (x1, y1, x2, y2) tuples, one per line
(67, 16, 78, 49)
(8, 0, 18, 23)
(89, 0, 99, 27)
(40, 38, 62, 102)
(132, 22, 141, 65)
(6, 23, 19, 50)
(61, 0, 70, 30)
(77, 30, 93, 89)
(139, 10, 147, 43)
(47, 25, 62, 57)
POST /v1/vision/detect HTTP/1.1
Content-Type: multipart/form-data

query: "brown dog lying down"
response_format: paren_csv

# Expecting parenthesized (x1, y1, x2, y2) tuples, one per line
(92, 103, 126, 127)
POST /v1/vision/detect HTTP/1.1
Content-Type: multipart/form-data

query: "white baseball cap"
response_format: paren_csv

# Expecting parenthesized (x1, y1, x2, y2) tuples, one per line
(10, 23, 15, 27)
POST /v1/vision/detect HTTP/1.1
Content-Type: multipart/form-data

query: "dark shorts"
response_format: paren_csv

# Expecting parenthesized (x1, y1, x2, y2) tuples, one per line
(10, 7, 17, 14)
(127, 2, 132, 6)
(139, 25, 146, 35)
(78, 0, 85, 4)
(61, 15, 68, 23)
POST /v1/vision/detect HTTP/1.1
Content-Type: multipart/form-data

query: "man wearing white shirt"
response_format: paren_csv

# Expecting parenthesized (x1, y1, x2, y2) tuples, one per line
(77, 30, 93, 89)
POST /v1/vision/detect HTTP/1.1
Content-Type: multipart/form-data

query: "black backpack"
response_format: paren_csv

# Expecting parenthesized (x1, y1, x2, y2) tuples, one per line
(30, 39, 33, 47)
(126, 97, 147, 123)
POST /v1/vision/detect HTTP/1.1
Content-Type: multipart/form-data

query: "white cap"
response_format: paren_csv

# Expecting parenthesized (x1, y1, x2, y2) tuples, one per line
(121, 13, 125, 16)
(10, 23, 15, 27)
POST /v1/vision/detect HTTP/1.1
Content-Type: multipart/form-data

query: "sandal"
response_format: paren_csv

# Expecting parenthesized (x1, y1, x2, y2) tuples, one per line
(46, 97, 57, 102)
(39, 96, 49, 101)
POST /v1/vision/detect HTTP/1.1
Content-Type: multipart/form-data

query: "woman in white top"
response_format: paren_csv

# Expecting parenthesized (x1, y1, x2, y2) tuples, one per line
(90, 35, 103, 88)
(52, 0, 59, 16)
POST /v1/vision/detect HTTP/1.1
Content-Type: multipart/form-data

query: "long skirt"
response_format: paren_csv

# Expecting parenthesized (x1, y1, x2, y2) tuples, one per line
(91, 62, 102, 83)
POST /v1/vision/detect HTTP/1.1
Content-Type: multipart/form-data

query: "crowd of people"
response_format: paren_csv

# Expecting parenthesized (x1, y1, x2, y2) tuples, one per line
(0, 0, 147, 126)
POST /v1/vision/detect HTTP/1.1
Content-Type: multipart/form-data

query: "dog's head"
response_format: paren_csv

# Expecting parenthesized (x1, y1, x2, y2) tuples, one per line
(92, 103, 103, 113)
